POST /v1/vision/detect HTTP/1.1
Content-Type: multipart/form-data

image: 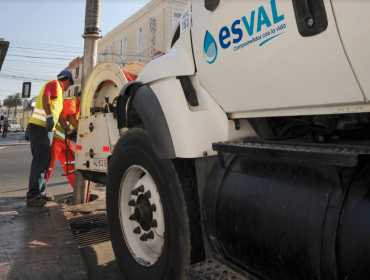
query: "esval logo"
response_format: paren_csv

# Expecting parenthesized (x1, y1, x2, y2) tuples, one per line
(204, 0, 286, 64)
(203, 31, 218, 64)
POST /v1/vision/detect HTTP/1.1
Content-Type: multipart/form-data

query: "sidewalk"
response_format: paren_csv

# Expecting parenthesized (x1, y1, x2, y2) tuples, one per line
(0, 197, 87, 280)
(0, 133, 29, 146)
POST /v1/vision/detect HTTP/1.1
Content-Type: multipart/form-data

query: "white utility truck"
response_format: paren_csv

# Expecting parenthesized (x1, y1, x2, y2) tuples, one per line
(75, 0, 370, 279)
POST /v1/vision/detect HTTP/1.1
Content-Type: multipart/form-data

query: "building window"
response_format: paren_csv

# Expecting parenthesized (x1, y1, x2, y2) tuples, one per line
(119, 36, 127, 57)
(75, 66, 79, 79)
(123, 36, 127, 56)
(137, 26, 143, 52)
(102, 48, 106, 61)
(108, 44, 113, 61)
(74, 86, 79, 96)
(173, 12, 182, 29)
(119, 39, 123, 56)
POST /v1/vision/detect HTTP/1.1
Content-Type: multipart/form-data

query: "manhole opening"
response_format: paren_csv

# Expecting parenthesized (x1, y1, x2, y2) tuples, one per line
(57, 194, 99, 206)
(68, 212, 110, 248)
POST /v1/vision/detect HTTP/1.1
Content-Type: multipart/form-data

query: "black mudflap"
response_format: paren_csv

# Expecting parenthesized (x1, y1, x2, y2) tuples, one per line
(186, 259, 251, 280)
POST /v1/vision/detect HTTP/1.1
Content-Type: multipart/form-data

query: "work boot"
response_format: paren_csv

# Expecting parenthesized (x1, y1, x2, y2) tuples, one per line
(41, 193, 54, 201)
(27, 197, 47, 207)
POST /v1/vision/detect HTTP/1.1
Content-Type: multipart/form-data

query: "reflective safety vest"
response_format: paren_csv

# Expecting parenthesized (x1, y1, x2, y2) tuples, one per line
(54, 96, 80, 141)
(29, 80, 63, 131)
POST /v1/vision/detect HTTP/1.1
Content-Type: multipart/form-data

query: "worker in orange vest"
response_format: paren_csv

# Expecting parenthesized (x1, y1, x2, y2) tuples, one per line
(46, 92, 80, 187)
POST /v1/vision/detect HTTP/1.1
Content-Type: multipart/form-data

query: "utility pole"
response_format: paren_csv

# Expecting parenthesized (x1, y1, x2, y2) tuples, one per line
(73, 0, 101, 205)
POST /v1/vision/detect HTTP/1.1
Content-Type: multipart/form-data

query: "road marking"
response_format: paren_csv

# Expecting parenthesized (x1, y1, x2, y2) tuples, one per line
(0, 147, 8, 150)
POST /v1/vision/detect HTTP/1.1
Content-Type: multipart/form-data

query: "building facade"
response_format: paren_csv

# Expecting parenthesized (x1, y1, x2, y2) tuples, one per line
(97, 0, 188, 66)
(64, 56, 83, 99)
(0, 107, 32, 125)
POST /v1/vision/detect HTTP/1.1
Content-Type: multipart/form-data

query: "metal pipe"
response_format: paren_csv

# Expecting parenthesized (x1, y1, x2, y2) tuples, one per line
(73, 0, 101, 205)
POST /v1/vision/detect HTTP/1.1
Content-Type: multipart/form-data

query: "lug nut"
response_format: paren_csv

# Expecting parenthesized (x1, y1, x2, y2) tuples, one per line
(128, 199, 136, 207)
(133, 226, 141, 234)
(129, 214, 136, 221)
(131, 185, 144, 196)
(139, 231, 155, 241)
(144, 190, 151, 199)
(147, 231, 154, 239)
(140, 233, 148, 241)
(151, 204, 156, 212)
(149, 219, 158, 228)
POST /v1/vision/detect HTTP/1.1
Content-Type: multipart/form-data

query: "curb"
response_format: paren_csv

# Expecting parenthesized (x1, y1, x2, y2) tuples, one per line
(0, 142, 29, 146)
(49, 204, 88, 280)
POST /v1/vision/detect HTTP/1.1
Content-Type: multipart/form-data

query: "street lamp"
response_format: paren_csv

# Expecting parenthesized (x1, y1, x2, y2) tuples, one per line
(102, 51, 124, 67)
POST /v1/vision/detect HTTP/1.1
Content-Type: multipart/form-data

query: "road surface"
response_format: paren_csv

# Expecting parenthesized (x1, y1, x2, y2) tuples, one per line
(0, 139, 72, 199)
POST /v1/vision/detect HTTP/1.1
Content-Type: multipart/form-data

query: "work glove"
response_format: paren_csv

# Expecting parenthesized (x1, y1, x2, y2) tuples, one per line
(67, 129, 77, 142)
(45, 116, 55, 132)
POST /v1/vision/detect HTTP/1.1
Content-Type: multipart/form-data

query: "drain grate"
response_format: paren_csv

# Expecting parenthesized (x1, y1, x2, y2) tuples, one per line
(69, 212, 111, 248)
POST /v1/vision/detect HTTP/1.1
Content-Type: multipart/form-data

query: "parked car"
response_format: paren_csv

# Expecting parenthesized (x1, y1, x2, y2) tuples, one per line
(25, 124, 30, 140)
(8, 124, 21, 132)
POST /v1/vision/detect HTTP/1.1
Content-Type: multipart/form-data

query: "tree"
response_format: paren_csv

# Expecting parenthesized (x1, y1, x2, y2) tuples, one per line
(3, 95, 14, 119)
(12, 93, 23, 123)
(3, 93, 23, 123)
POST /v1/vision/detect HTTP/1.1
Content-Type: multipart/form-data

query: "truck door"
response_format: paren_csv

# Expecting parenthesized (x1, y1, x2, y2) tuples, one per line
(331, 0, 370, 100)
(191, 0, 364, 114)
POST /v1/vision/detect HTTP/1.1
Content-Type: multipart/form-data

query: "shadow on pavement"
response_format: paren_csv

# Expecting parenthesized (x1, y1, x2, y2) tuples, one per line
(0, 197, 87, 280)
(80, 241, 125, 280)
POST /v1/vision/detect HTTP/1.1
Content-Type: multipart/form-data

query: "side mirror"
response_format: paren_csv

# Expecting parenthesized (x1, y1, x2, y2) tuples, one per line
(205, 0, 220, 12)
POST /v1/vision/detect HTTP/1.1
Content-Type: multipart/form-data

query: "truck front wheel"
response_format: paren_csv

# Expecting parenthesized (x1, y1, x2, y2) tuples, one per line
(107, 128, 203, 280)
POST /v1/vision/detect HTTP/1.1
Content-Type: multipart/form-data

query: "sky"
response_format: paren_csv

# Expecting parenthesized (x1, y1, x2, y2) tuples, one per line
(0, 0, 150, 103)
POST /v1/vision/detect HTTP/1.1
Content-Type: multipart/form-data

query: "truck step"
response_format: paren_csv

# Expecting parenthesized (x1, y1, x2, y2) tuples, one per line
(186, 259, 251, 280)
(213, 139, 370, 167)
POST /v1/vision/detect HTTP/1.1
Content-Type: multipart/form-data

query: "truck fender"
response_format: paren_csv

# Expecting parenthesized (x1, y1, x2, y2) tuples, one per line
(117, 81, 142, 129)
(117, 82, 176, 159)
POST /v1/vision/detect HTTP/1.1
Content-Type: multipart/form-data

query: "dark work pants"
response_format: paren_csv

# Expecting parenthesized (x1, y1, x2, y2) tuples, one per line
(2, 129, 7, 138)
(27, 125, 54, 201)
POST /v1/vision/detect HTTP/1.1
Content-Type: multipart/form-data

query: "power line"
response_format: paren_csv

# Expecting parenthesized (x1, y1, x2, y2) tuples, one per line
(9, 41, 83, 51)
(7, 54, 76, 61)
(0, 74, 49, 82)
(3, 35, 83, 47)
(3, 69, 59, 76)
(2, 72, 53, 80)
(0, 74, 48, 81)
(10, 42, 83, 51)
(9, 46, 83, 55)
(0, 89, 18, 94)
(3, 59, 68, 66)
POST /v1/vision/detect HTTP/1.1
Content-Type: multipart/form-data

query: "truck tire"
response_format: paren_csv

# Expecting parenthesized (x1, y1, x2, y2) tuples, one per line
(107, 128, 203, 280)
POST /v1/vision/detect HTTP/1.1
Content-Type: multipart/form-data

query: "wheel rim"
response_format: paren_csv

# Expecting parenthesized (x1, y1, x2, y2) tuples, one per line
(118, 165, 165, 266)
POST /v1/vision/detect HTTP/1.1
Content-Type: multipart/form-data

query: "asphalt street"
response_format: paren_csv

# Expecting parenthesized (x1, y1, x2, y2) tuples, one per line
(0, 132, 73, 199)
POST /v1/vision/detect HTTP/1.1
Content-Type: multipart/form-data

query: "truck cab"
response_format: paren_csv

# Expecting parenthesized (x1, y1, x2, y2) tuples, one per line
(76, 1, 370, 279)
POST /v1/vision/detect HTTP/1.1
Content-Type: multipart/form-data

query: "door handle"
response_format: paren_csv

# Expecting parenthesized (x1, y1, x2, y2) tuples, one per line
(292, 0, 328, 37)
